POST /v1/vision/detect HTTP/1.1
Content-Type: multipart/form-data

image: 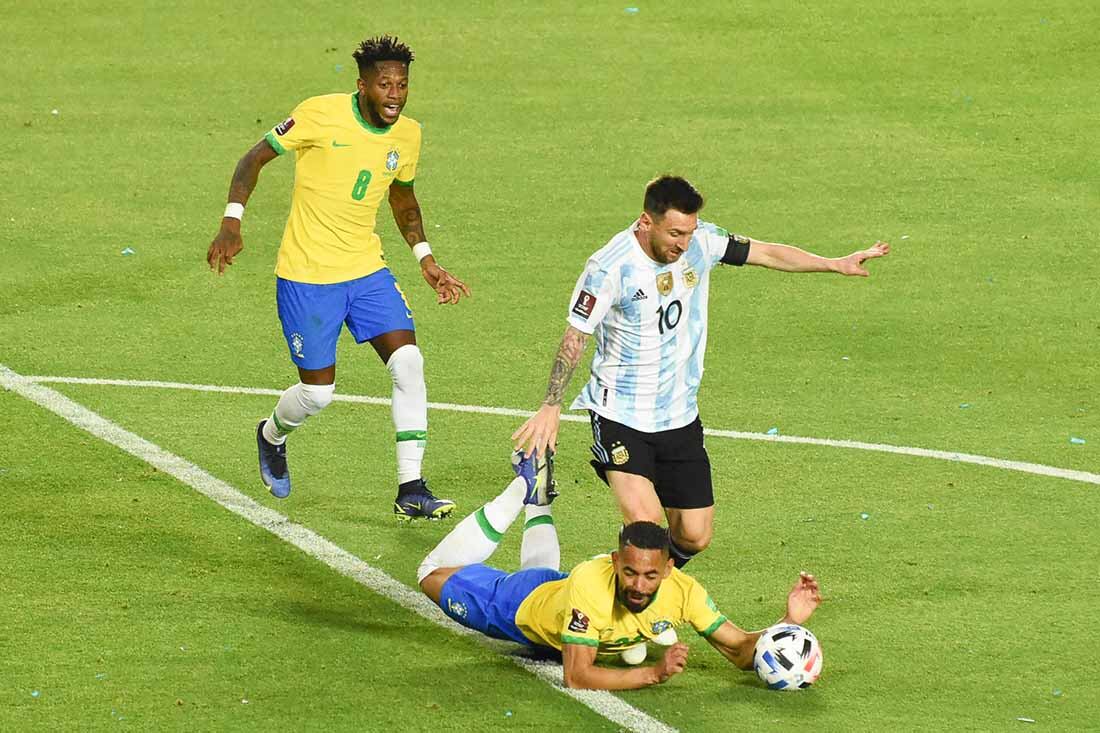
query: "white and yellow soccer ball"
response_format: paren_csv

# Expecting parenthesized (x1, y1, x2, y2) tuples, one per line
(752, 624, 823, 691)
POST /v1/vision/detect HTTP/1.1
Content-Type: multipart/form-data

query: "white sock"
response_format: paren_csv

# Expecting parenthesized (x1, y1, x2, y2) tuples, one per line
(417, 476, 527, 583)
(387, 345, 427, 484)
(262, 382, 335, 445)
(520, 505, 560, 570)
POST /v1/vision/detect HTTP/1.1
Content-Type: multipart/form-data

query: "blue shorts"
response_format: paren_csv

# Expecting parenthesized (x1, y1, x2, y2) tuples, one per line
(438, 564, 567, 646)
(276, 269, 414, 370)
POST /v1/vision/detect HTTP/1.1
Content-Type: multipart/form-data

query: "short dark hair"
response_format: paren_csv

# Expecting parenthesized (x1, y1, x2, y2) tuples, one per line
(643, 175, 704, 218)
(619, 521, 670, 556)
(353, 35, 415, 74)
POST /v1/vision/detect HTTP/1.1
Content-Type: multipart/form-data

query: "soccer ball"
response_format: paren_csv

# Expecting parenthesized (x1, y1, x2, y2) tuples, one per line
(752, 624, 823, 691)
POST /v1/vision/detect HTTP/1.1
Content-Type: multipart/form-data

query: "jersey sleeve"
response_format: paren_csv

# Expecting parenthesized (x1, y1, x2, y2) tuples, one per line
(264, 97, 326, 156)
(565, 260, 619, 334)
(697, 220, 751, 268)
(559, 566, 605, 648)
(394, 123, 421, 185)
(685, 576, 728, 637)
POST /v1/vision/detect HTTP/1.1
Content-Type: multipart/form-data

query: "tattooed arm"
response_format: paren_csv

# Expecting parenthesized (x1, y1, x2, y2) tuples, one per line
(512, 325, 591, 458)
(388, 183, 470, 304)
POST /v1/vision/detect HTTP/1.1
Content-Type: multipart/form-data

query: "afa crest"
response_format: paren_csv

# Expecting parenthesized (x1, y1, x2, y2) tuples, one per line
(611, 443, 630, 466)
(656, 272, 674, 296)
(385, 149, 400, 171)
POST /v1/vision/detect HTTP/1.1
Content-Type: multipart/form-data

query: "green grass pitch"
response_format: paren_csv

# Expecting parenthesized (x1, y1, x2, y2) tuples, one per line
(2, 1, 1098, 730)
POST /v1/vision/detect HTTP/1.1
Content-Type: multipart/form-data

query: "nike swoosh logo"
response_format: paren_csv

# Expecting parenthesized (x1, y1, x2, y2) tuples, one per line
(331, 141, 352, 148)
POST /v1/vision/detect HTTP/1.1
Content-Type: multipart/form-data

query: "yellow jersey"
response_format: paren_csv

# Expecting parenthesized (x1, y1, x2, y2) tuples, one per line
(514, 555, 727, 657)
(263, 93, 421, 284)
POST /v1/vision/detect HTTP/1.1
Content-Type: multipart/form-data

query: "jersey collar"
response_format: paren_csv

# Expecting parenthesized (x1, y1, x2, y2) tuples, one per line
(351, 93, 394, 135)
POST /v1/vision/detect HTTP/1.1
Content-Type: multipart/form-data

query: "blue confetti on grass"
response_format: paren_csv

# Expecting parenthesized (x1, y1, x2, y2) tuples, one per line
(959, 403, 971, 409)
(860, 512, 870, 520)
(120, 247, 135, 256)
(766, 427, 779, 436)
(32, 690, 40, 698)
(1070, 437, 1086, 445)
(625, 6, 639, 13)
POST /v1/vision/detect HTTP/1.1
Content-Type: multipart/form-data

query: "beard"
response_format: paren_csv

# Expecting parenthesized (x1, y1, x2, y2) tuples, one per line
(618, 587, 654, 613)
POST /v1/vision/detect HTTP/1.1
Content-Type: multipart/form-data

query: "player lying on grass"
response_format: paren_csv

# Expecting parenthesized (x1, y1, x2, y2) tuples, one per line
(417, 451, 822, 690)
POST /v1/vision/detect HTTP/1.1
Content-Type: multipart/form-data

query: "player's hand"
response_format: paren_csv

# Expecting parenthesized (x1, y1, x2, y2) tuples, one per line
(653, 642, 689, 684)
(207, 222, 243, 275)
(512, 403, 562, 460)
(834, 240, 890, 277)
(784, 571, 822, 625)
(420, 258, 471, 304)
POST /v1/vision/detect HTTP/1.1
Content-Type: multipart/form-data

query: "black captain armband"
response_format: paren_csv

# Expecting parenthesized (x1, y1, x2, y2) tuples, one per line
(721, 234, 751, 266)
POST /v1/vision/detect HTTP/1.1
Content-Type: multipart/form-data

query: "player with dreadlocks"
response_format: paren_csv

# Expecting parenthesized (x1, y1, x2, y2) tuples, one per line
(207, 35, 470, 520)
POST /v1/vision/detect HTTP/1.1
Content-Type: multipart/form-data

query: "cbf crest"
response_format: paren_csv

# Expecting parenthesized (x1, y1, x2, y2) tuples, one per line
(385, 149, 400, 171)
(447, 599, 468, 619)
(651, 620, 672, 635)
(290, 332, 305, 359)
(656, 272, 674, 296)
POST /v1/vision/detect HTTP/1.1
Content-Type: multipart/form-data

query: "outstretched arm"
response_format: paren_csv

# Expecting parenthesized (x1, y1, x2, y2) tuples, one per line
(705, 572, 822, 669)
(562, 642, 688, 690)
(511, 325, 590, 458)
(206, 138, 279, 274)
(746, 239, 890, 276)
(388, 183, 470, 304)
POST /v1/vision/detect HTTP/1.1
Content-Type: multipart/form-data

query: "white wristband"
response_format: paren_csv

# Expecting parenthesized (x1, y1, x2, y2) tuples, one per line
(223, 202, 245, 220)
(412, 241, 432, 262)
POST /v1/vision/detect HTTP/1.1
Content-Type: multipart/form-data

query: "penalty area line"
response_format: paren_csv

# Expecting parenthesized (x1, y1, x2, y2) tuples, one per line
(25, 373, 1100, 488)
(1, 365, 676, 733)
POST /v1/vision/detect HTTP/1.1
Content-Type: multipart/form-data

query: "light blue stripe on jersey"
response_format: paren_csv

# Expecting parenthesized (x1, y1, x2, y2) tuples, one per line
(682, 243, 709, 419)
(614, 260, 643, 415)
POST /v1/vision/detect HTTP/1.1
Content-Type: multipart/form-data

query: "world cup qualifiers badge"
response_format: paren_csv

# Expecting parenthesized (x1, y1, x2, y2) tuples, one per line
(657, 272, 674, 296)
(683, 268, 698, 288)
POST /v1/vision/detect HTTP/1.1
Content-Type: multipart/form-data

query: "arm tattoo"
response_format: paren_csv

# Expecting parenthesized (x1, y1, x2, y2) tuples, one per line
(397, 205, 425, 246)
(228, 152, 262, 205)
(544, 328, 589, 406)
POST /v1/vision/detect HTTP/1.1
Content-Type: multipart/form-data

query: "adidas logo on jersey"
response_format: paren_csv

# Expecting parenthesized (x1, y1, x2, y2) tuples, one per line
(631, 289, 647, 301)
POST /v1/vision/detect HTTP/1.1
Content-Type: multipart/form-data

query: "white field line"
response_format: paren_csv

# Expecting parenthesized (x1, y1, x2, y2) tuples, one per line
(2, 366, 675, 733)
(25, 374, 1100, 487)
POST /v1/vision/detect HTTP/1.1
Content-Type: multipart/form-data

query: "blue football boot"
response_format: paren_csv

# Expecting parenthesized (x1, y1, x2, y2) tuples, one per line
(256, 421, 292, 499)
(511, 448, 558, 506)
(394, 479, 456, 521)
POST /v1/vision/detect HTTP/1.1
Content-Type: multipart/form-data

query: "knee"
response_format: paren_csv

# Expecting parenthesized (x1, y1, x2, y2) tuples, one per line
(299, 382, 335, 414)
(671, 526, 713, 554)
(386, 344, 424, 385)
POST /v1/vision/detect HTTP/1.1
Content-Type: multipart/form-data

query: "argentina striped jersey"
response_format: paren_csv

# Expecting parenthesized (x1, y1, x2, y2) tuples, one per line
(567, 221, 744, 433)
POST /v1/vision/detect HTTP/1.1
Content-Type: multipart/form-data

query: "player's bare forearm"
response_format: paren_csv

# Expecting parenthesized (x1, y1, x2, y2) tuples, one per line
(745, 240, 836, 273)
(562, 645, 666, 690)
(705, 621, 759, 670)
(388, 185, 427, 246)
(226, 138, 278, 207)
(543, 326, 589, 407)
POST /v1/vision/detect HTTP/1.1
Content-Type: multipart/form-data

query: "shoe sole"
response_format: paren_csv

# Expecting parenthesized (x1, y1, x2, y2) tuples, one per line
(394, 506, 456, 522)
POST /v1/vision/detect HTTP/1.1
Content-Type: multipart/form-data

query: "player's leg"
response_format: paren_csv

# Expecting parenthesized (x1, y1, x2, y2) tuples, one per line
(345, 269, 454, 519)
(653, 417, 715, 567)
(588, 411, 664, 522)
(418, 452, 548, 586)
(258, 279, 344, 498)
(515, 449, 560, 570)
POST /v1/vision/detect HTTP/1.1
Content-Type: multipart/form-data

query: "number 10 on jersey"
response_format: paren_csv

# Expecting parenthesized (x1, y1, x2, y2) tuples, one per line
(657, 300, 682, 334)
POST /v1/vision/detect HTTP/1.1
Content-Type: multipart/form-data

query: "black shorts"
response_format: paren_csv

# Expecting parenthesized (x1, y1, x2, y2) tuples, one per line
(587, 411, 713, 510)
